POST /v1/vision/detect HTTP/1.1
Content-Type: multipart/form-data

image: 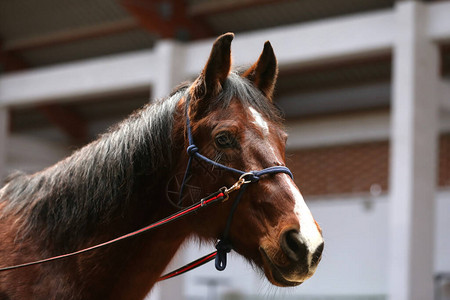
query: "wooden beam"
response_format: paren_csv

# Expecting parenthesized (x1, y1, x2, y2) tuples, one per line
(278, 53, 391, 80)
(121, 0, 174, 38)
(0, 41, 87, 142)
(441, 43, 450, 76)
(121, 0, 212, 40)
(3, 18, 139, 52)
(189, 0, 290, 17)
(276, 53, 392, 95)
(0, 40, 29, 72)
(0, 51, 28, 72)
(171, 0, 212, 39)
(37, 104, 88, 143)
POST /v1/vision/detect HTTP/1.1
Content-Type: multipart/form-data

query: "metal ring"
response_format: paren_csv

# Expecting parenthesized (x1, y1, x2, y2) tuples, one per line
(239, 172, 255, 184)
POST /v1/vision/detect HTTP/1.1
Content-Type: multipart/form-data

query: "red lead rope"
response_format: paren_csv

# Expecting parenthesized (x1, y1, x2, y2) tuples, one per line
(0, 191, 226, 276)
(158, 251, 218, 281)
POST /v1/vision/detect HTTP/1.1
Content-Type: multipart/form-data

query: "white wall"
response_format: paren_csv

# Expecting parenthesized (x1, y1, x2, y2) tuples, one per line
(171, 191, 450, 299)
(6, 134, 70, 174)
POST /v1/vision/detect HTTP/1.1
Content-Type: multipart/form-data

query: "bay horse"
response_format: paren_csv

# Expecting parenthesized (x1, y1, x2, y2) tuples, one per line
(0, 33, 323, 299)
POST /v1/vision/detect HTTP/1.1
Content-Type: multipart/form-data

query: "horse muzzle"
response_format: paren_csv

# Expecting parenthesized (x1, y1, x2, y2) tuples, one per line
(260, 229, 324, 287)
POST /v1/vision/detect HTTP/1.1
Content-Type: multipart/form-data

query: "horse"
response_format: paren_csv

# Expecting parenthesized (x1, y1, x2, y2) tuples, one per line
(0, 33, 324, 299)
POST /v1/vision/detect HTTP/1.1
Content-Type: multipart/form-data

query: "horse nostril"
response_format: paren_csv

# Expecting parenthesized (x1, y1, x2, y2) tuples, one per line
(311, 242, 324, 266)
(281, 230, 308, 262)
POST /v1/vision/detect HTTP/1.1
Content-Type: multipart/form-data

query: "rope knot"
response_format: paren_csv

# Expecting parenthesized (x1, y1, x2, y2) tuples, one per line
(187, 145, 199, 156)
(215, 240, 232, 271)
(248, 173, 260, 183)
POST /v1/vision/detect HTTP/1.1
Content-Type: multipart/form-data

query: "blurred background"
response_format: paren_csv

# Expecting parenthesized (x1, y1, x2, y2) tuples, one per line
(1, 0, 450, 299)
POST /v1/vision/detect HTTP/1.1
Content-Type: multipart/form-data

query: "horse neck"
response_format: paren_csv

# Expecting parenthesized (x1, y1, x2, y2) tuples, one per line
(8, 96, 189, 253)
(0, 95, 196, 298)
(65, 97, 192, 297)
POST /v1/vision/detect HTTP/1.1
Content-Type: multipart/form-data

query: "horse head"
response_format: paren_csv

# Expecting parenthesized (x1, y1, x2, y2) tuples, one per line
(176, 33, 324, 287)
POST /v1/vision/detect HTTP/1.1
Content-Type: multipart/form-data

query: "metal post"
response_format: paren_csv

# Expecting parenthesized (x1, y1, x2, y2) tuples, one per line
(151, 40, 186, 100)
(0, 108, 8, 181)
(152, 39, 187, 300)
(389, 1, 439, 300)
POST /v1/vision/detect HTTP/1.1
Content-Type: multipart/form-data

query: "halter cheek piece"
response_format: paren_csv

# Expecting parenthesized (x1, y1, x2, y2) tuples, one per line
(180, 94, 293, 272)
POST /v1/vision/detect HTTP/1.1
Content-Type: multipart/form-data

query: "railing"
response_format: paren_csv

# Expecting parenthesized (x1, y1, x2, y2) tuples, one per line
(187, 294, 387, 300)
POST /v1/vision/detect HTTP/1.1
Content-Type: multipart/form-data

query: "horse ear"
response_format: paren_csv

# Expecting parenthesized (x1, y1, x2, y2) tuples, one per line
(190, 33, 234, 119)
(243, 41, 278, 101)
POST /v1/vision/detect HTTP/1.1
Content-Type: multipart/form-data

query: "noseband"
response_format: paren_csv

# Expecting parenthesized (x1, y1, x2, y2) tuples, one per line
(179, 94, 293, 272)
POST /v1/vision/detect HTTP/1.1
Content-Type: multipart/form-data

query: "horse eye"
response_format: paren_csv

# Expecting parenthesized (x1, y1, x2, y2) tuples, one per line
(215, 132, 235, 149)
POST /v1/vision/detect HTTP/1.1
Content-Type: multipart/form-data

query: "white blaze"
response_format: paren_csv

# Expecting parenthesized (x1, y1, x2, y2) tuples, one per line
(249, 107, 269, 135)
(248, 106, 282, 164)
(248, 106, 323, 261)
(286, 177, 323, 256)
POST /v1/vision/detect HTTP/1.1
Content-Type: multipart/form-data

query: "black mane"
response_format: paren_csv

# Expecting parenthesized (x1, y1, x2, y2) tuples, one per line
(217, 72, 282, 122)
(1, 87, 185, 251)
(0, 71, 281, 252)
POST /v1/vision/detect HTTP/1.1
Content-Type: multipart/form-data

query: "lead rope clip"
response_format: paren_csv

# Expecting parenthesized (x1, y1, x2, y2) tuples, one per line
(222, 172, 254, 201)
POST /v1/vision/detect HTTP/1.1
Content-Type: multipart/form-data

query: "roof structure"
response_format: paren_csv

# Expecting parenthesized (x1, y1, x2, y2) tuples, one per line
(1, 0, 396, 69)
(0, 0, 449, 142)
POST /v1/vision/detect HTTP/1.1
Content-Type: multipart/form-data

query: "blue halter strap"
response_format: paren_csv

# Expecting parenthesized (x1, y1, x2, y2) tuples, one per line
(180, 94, 293, 271)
